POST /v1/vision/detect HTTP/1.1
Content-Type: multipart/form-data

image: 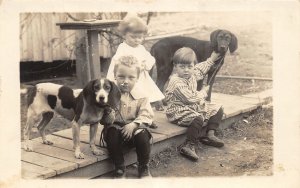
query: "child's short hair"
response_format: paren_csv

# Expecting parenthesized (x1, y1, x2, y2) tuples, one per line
(114, 55, 141, 77)
(118, 14, 148, 35)
(172, 47, 198, 65)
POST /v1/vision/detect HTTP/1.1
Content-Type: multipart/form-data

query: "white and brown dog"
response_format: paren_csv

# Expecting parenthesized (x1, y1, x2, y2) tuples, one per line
(23, 78, 120, 159)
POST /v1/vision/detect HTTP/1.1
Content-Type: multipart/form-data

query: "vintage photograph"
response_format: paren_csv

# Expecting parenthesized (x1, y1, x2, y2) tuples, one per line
(19, 12, 273, 179)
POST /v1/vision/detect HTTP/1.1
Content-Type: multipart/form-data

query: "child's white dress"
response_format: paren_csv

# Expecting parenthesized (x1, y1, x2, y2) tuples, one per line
(106, 42, 165, 103)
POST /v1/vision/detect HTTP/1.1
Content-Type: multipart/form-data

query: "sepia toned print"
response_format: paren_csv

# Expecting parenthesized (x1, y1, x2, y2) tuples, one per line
(19, 11, 273, 179)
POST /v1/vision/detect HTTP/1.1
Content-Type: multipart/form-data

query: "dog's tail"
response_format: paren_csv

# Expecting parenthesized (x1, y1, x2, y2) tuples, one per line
(20, 88, 28, 94)
(20, 83, 36, 94)
(21, 85, 37, 107)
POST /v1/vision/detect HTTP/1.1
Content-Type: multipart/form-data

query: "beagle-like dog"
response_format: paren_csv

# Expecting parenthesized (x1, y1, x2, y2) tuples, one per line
(23, 78, 120, 159)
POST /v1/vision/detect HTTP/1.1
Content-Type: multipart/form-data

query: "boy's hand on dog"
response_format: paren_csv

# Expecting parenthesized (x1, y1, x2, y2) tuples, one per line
(204, 85, 210, 93)
(100, 108, 115, 125)
(210, 52, 221, 62)
(121, 122, 139, 140)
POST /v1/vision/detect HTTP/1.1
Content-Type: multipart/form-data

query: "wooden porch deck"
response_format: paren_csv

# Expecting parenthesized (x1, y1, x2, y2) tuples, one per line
(21, 89, 272, 179)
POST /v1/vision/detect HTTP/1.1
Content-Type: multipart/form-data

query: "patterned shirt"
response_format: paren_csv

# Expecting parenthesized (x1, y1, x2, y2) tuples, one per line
(164, 58, 221, 126)
(114, 92, 154, 126)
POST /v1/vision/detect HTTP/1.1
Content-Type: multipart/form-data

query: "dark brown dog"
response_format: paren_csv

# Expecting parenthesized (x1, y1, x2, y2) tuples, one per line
(150, 30, 238, 109)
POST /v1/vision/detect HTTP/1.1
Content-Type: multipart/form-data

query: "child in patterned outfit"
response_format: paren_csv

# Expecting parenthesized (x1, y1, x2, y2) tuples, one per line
(104, 55, 153, 178)
(164, 47, 224, 161)
(106, 14, 165, 112)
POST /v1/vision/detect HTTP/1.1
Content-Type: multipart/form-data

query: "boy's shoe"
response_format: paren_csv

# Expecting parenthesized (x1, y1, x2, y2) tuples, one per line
(138, 164, 152, 178)
(149, 122, 158, 129)
(179, 140, 199, 161)
(200, 130, 224, 148)
(114, 168, 126, 178)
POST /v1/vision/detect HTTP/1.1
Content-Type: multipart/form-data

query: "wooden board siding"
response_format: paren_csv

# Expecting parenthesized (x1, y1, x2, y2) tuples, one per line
(20, 13, 118, 62)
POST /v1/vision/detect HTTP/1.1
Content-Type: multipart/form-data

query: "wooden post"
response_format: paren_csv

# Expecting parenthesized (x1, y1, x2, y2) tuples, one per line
(56, 20, 120, 86)
(87, 30, 101, 80)
(74, 13, 90, 87)
(75, 31, 91, 87)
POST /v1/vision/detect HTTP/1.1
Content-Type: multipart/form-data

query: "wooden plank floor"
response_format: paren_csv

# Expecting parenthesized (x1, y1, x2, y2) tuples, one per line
(21, 90, 272, 179)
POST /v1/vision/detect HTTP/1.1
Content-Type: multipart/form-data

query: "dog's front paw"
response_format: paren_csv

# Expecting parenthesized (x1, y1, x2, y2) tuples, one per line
(43, 140, 53, 145)
(91, 147, 105, 156)
(75, 148, 85, 159)
(24, 142, 33, 152)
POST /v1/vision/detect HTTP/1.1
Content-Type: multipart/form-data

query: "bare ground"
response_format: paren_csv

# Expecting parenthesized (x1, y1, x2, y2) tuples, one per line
(20, 12, 273, 177)
(97, 106, 273, 178)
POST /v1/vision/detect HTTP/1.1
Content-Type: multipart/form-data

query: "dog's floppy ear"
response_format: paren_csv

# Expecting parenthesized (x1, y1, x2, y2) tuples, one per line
(83, 79, 96, 105)
(229, 33, 238, 53)
(210, 29, 222, 52)
(107, 80, 121, 109)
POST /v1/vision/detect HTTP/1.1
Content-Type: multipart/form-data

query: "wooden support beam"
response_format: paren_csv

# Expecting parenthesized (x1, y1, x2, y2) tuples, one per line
(75, 31, 91, 87)
(87, 30, 101, 80)
(57, 20, 120, 87)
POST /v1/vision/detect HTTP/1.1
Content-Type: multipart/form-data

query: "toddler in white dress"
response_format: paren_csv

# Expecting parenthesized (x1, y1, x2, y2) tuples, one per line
(106, 14, 165, 108)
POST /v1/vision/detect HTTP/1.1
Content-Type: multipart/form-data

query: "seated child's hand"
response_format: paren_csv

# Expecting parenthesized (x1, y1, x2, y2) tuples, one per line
(121, 122, 139, 141)
(204, 85, 210, 93)
(210, 52, 221, 62)
(199, 85, 209, 101)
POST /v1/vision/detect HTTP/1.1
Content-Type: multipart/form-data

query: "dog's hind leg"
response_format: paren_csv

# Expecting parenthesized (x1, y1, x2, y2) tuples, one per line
(71, 120, 85, 159)
(89, 123, 105, 156)
(23, 110, 39, 152)
(37, 111, 54, 145)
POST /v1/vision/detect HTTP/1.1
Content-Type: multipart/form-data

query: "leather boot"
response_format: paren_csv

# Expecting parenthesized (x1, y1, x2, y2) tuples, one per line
(138, 164, 152, 178)
(179, 140, 199, 161)
(200, 130, 224, 148)
(114, 165, 126, 179)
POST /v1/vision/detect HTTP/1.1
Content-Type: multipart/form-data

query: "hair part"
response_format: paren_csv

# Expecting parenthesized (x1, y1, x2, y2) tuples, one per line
(172, 47, 198, 65)
(113, 55, 141, 77)
(118, 14, 148, 36)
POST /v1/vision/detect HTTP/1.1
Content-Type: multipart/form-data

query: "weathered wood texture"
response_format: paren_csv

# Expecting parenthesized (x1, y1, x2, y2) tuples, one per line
(56, 19, 120, 86)
(20, 13, 121, 62)
(21, 90, 272, 179)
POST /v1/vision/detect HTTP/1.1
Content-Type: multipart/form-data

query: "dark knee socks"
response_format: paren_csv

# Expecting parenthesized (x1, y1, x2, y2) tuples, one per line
(134, 130, 151, 166)
(105, 128, 125, 169)
(187, 116, 204, 142)
(207, 107, 224, 131)
(105, 128, 151, 169)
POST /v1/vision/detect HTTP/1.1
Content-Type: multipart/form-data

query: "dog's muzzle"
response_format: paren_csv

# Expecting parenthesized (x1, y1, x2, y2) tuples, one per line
(99, 96, 105, 102)
(219, 46, 228, 54)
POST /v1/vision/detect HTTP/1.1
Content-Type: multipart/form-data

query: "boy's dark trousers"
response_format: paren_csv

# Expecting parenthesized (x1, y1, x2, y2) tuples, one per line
(104, 124, 152, 170)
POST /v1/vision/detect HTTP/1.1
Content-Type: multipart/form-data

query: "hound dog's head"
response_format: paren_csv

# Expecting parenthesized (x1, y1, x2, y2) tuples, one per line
(83, 78, 121, 109)
(210, 29, 238, 55)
